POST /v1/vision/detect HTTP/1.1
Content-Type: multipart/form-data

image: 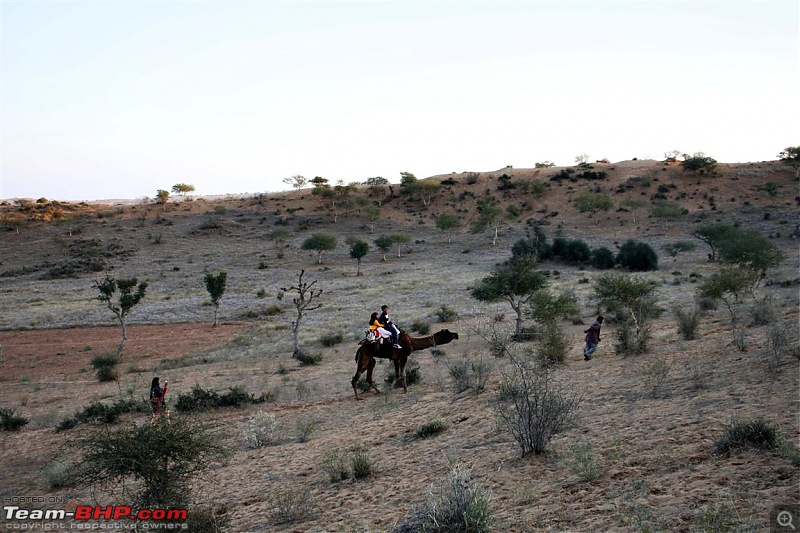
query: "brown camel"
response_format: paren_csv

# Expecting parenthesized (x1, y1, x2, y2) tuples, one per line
(351, 329, 459, 400)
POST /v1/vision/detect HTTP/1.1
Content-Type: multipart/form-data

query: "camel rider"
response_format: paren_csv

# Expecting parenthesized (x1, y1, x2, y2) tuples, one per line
(379, 305, 401, 349)
(369, 312, 400, 349)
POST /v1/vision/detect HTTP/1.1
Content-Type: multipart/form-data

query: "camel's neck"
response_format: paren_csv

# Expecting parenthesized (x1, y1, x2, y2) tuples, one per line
(409, 335, 434, 351)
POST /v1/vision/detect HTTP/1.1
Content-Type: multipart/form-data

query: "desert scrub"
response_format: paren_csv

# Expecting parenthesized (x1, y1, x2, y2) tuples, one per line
(321, 447, 350, 482)
(395, 462, 493, 533)
(436, 305, 459, 323)
(90, 355, 119, 382)
(56, 397, 148, 430)
(416, 419, 448, 439)
(268, 486, 317, 525)
(446, 355, 492, 394)
(295, 418, 318, 443)
(411, 318, 431, 334)
(243, 411, 279, 448)
(296, 351, 323, 366)
(641, 354, 672, 398)
(568, 441, 601, 481)
(43, 461, 71, 489)
(715, 418, 778, 456)
(673, 306, 700, 340)
(495, 356, 582, 456)
(175, 385, 267, 412)
(0, 407, 29, 431)
(350, 447, 373, 479)
(319, 332, 344, 347)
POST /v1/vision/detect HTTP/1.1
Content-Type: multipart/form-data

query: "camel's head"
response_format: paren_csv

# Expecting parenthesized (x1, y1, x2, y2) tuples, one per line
(434, 329, 459, 344)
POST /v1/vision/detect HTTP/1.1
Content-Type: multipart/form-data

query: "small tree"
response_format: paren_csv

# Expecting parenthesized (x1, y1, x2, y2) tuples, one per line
(390, 232, 411, 258)
(716, 228, 784, 278)
(698, 268, 760, 348)
(692, 224, 736, 262)
(301, 233, 337, 264)
(281, 270, 323, 359)
(526, 289, 580, 365)
(402, 179, 440, 207)
(171, 183, 195, 199)
(268, 227, 292, 259)
(204, 272, 227, 327)
(592, 273, 658, 356)
(663, 241, 695, 262)
(282, 174, 307, 190)
(309, 176, 329, 189)
(399, 171, 417, 186)
(361, 204, 380, 233)
(621, 197, 648, 224)
(346, 237, 369, 276)
(70, 416, 228, 508)
(436, 213, 461, 244)
(374, 235, 393, 261)
(778, 146, 800, 178)
(155, 189, 170, 205)
(471, 256, 547, 336)
(94, 275, 148, 356)
(470, 196, 505, 247)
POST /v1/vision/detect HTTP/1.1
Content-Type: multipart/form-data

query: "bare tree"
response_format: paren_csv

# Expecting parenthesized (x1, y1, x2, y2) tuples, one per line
(281, 270, 323, 359)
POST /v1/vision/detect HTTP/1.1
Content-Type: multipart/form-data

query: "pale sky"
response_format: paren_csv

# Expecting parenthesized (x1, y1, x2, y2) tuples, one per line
(2, 1, 798, 202)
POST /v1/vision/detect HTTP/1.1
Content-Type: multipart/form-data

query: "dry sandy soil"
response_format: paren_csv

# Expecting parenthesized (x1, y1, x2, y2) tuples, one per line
(0, 159, 798, 532)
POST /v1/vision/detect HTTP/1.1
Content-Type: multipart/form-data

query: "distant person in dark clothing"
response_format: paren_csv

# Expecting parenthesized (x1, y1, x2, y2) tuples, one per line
(583, 316, 604, 361)
(150, 376, 169, 422)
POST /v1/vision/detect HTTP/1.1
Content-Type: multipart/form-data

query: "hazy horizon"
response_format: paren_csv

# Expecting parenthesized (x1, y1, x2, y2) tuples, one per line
(3, 1, 798, 202)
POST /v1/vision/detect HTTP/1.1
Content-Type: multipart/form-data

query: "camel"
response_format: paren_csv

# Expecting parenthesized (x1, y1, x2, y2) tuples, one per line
(351, 329, 459, 400)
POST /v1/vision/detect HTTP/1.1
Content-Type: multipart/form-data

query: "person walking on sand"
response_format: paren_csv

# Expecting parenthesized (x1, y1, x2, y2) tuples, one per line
(583, 316, 604, 361)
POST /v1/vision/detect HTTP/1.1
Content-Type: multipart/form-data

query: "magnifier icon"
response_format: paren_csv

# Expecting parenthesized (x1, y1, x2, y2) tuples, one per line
(778, 510, 796, 530)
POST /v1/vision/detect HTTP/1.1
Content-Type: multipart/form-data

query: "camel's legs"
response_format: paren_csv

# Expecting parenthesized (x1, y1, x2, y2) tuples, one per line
(352, 355, 381, 400)
(365, 357, 381, 394)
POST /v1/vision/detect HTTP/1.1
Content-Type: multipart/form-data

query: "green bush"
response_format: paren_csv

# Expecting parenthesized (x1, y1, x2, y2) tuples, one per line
(319, 332, 344, 347)
(536, 323, 570, 366)
(175, 384, 266, 413)
(90, 355, 119, 382)
(296, 351, 323, 366)
(175, 385, 220, 412)
(411, 318, 430, 334)
(649, 200, 686, 219)
(436, 305, 459, 323)
(715, 418, 778, 456)
(0, 407, 29, 431)
(350, 447, 373, 479)
(674, 307, 700, 340)
(57, 397, 149, 430)
(682, 153, 717, 174)
(416, 419, 448, 439)
(616, 240, 658, 271)
(268, 486, 317, 525)
(71, 416, 229, 508)
(321, 447, 350, 483)
(591, 247, 616, 270)
(561, 239, 592, 265)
